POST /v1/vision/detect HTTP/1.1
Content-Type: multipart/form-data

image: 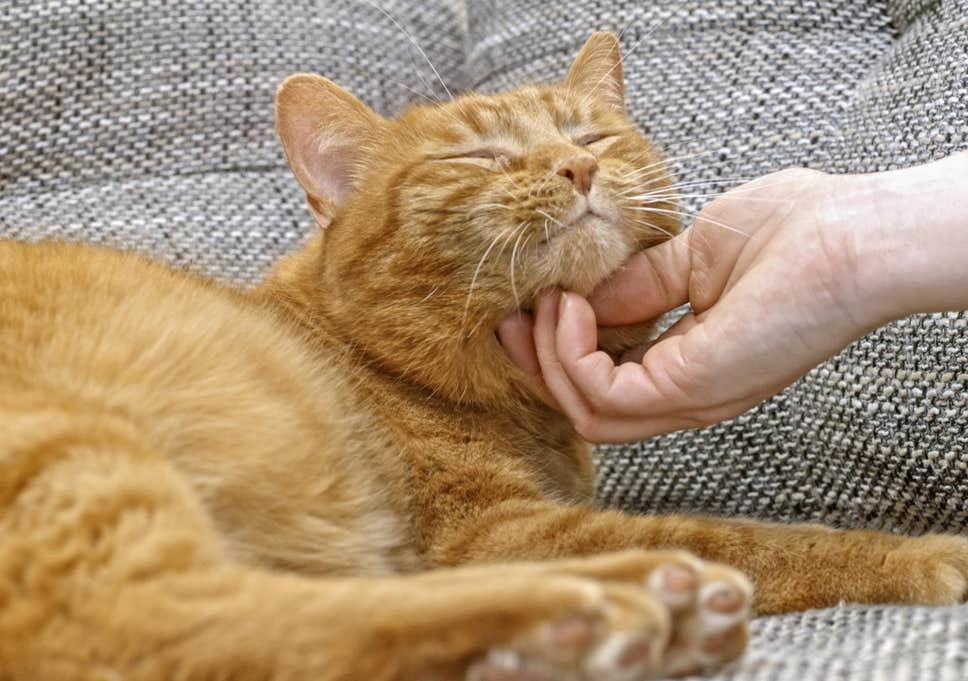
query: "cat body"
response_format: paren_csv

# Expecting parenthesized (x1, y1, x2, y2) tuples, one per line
(0, 240, 415, 577)
(0, 235, 593, 574)
(2, 33, 966, 681)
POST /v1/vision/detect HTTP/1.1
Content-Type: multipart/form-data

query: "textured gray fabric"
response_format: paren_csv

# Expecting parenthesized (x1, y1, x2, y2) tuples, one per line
(1, 0, 466, 281)
(2, 1, 967, 679)
(726, 602, 968, 680)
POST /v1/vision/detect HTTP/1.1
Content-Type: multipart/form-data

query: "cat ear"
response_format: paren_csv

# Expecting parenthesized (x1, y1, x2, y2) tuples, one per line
(563, 31, 625, 111)
(275, 74, 385, 229)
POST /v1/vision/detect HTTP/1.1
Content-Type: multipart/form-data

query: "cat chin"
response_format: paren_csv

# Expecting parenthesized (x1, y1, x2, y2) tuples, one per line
(544, 216, 637, 296)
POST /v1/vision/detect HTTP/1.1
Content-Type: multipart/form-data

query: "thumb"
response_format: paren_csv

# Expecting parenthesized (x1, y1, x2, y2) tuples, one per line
(589, 231, 692, 326)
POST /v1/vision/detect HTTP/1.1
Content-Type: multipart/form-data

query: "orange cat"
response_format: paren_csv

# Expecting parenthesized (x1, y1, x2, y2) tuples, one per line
(1, 32, 965, 681)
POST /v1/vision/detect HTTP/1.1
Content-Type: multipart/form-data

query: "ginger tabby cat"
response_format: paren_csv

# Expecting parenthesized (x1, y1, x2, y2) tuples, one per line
(2, 32, 966, 681)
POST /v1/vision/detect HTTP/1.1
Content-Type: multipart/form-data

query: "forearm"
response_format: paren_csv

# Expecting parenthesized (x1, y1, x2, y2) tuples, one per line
(846, 151, 968, 321)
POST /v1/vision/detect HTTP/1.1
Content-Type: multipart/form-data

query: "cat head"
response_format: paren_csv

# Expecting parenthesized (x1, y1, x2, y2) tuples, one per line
(275, 32, 677, 406)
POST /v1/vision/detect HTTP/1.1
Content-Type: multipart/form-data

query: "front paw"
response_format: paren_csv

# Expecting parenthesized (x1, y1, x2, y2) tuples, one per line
(883, 534, 968, 605)
(468, 550, 753, 680)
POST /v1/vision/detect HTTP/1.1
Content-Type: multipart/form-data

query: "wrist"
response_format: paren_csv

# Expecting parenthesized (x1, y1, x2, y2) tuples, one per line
(833, 153, 968, 324)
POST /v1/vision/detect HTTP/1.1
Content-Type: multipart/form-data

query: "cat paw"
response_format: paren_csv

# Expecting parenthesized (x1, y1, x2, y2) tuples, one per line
(883, 534, 968, 605)
(466, 551, 752, 681)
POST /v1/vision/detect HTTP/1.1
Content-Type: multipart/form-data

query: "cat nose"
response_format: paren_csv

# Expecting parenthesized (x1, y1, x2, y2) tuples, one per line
(557, 156, 598, 195)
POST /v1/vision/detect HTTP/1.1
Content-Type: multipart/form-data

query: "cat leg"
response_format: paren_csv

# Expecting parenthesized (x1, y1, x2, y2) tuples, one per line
(0, 412, 748, 679)
(433, 498, 968, 615)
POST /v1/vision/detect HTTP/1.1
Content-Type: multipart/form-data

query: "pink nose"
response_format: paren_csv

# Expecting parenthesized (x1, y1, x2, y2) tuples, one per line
(557, 156, 598, 195)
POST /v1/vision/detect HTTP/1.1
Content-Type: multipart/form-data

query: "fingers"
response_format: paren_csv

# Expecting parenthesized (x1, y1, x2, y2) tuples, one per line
(617, 311, 699, 364)
(532, 290, 591, 423)
(685, 209, 757, 314)
(555, 294, 681, 419)
(497, 312, 540, 375)
(496, 310, 560, 409)
(589, 233, 692, 326)
(531, 291, 693, 443)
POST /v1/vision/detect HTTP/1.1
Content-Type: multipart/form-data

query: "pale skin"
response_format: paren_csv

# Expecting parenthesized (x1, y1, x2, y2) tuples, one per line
(499, 151, 968, 443)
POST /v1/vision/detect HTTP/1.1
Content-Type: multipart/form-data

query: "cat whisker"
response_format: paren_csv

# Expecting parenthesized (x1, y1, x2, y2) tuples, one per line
(628, 205, 751, 238)
(420, 284, 441, 303)
(620, 177, 776, 198)
(621, 174, 809, 206)
(527, 170, 558, 202)
(499, 164, 525, 192)
(508, 225, 531, 310)
(366, 1, 454, 101)
(624, 192, 784, 204)
(625, 218, 706, 258)
(621, 148, 724, 180)
(626, 218, 677, 241)
(461, 222, 521, 332)
(463, 317, 489, 346)
(617, 176, 758, 197)
(534, 209, 564, 229)
(646, 173, 813, 196)
(492, 183, 520, 203)
(470, 203, 515, 214)
(578, 10, 674, 109)
(380, 75, 442, 106)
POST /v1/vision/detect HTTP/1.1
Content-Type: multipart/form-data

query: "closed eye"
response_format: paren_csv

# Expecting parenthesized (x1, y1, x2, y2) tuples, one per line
(460, 149, 503, 159)
(574, 133, 610, 146)
(433, 148, 513, 168)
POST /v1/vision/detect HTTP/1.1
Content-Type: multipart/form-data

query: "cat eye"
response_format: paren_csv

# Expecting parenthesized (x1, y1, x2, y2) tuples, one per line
(574, 133, 609, 146)
(437, 149, 513, 169)
(463, 149, 501, 159)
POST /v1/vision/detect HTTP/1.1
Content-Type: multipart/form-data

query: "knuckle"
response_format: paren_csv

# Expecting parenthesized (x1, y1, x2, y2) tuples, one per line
(584, 385, 613, 415)
(775, 166, 825, 184)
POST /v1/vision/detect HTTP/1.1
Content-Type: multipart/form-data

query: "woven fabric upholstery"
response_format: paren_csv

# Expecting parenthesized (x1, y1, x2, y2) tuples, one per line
(2, 1, 967, 679)
(730, 602, 968, 680)
(1, 0, 466, 281)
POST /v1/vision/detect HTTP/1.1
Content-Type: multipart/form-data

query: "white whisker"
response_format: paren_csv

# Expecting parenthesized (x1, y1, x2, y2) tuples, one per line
(420, 285, 441, 303)
(381, 74, 441, 105)
(499, 164, 524, 191)
(578, 11, 675, 109)
(365, 1, 454, 100)
(627, 218, 677, 240)
(623, 191, 783, 204)
(527, 169, 559, 201)
(509, 225, 529, 310)
(535, 209, 564, 228)
(626, 218, 704, 257)
(461, 222, 519, 330)
(619, 176, 757, 196)
(471, 202, 514, 213)
(620, 148, 724, 179)
(628, 205, 751, 238)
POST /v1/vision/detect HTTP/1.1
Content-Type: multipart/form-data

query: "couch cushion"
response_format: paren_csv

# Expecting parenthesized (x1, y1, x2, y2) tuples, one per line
(0, 1, 467, 282)
(0, 1, 466, 196)
(0, 170, 305, 283)
(719, 602, 968, 680)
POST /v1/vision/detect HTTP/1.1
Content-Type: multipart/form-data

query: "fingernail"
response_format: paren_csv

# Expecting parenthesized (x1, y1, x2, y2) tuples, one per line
(558, 291, 569, 319)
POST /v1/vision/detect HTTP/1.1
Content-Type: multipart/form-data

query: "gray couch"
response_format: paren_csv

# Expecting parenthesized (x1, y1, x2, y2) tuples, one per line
(2, 1, 966, 678)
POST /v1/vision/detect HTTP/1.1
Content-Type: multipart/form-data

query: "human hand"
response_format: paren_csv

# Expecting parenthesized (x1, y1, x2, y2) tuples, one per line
(499, 159, 968, 443)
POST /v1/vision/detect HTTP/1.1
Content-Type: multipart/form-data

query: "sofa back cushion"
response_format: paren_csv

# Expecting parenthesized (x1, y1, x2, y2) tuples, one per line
(1, 1, 467, 196)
